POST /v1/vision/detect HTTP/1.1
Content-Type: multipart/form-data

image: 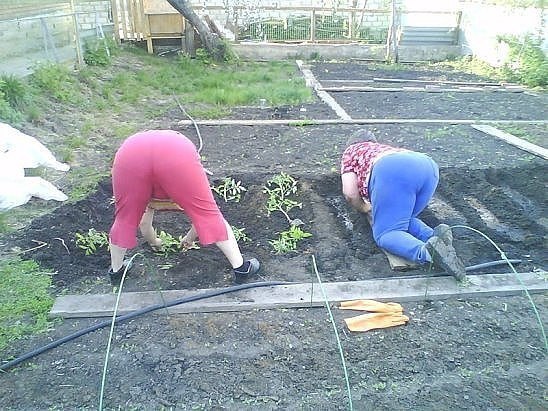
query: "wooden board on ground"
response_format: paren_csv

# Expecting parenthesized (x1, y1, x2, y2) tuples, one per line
(471, 124, 548, 160)
(177, 118, 548, 126)
(50, 271, 548, 318)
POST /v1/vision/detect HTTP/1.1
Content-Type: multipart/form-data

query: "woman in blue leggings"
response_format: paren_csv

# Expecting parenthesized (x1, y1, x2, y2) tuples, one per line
(340, 131, 466, 280)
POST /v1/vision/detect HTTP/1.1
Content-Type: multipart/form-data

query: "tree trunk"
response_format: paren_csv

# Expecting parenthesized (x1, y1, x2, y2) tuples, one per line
(166, 0, 229, 61)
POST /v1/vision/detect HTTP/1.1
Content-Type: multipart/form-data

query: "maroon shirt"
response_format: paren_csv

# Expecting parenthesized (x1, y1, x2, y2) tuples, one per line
(341, 142, 406, 200)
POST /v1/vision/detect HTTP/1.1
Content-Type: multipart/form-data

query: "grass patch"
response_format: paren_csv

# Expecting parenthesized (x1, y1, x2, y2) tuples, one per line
(0, 258, 55, 352)
(496, 124, 548, 147)
(67, 168, 110, 202)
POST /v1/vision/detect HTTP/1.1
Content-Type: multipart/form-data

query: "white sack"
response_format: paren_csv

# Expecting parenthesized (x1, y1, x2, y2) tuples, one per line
(0, 122, 70, 171)
(0, 177, 68, 211)
(0, 122, 70, 210)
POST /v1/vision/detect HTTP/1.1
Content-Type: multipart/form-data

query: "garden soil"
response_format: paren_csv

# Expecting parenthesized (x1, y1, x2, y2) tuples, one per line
(1, 60, 547, 410)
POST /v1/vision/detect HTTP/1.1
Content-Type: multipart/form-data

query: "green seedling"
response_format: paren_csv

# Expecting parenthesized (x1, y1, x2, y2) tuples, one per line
(269, 225, 312, 254)
(155, 230, 200, 255)
(75, 228, 109, 255)
(231, 226, 251, 242)
(155, 230, 181, 256)
(212, 177, 247, 202)
(263, 172, 302, 224)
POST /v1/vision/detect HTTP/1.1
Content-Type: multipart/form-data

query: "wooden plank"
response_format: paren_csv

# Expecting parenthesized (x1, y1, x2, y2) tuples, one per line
(372, 77, 502, 86)
(471, 124, 548, 160)
(177, 118, 548, 126)
(111, 0, 121, 42)
(50, 271, 548, 318)
(296, 60, 352, 120)
(318, 86, 514, 93)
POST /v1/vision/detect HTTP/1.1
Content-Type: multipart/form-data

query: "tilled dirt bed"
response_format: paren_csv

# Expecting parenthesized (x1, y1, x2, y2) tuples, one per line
(1, 61, 547, 410)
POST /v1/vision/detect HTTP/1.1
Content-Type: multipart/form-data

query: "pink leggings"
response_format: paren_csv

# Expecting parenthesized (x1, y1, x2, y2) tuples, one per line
(109, 130, 227, 249)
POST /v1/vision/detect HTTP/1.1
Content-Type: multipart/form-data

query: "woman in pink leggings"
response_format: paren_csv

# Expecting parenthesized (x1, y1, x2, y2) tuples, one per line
(109, 130, 260, 284)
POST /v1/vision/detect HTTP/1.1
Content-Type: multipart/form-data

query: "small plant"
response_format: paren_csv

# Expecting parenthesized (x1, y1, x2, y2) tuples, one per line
(269, 225, 312, 254)
(75, 228, 109, 255)
(156, 230, 181, 255)
(232, 226, 251, 242)
(263, 172, 302, 224)
(212, 177, 247, 202)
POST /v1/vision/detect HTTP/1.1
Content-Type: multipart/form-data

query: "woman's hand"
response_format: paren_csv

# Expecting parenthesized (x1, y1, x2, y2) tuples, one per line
(149, 237, 163, 252)
(361, 199, 372, 214)
(181, 225, 198, 250)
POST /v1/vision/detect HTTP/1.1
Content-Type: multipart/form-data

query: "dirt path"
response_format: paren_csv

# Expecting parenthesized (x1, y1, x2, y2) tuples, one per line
(1, 61, 546, 410)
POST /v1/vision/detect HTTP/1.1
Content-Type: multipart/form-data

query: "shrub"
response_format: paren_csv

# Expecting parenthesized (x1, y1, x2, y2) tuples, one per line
(499, 35, 547, 87)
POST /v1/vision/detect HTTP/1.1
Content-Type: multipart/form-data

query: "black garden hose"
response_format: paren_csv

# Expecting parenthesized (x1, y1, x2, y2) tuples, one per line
(0, 259, 523, 371)
(465, 259, 522, 272)
(1, 281, 289, 372)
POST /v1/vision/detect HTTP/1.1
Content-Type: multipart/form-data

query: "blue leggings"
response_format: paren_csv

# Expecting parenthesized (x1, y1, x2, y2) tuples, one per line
(369, 151, 439, 263)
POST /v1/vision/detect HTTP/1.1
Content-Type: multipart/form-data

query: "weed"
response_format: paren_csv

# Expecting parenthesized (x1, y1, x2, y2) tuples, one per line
(0, 74, 29, 109)
(424, 126, 453, 140)
(75, 228, 109, 255)
(212, 177, 247, 202)
(0, 257, 55, 351)
(372, 382, 387, 391)
(83, 37, 117, 67)
(0, 213, 8, 233)
(269, 225, 312, 254)
(30, 63, 81, 104)
(0, 87, 22, 123)
(264, 172, 302, 224)
(67, 168, 108, 202)
(232, 226, 251, 242)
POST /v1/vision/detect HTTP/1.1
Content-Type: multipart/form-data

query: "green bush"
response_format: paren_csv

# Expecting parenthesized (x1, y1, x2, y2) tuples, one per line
(0, 88, 22, 123)
(500, 35, 547, 87)
(0, 74, 29, 109)
(84, 37, 118, 67)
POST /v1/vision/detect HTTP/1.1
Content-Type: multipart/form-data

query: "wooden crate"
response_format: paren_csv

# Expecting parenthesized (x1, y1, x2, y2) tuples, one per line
(143, 0, 184, 53)
(112, 0, 185, 53)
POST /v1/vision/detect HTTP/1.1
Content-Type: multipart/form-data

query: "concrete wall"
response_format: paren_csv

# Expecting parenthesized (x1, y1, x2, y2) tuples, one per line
(232, 41, 461, 62)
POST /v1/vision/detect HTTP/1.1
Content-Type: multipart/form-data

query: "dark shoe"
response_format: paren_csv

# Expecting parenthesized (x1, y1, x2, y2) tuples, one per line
(426, 236, 466, 281)
(433, 224, 453, 245)
(233, 258, 260, 284)
(108, 259, 134, 286)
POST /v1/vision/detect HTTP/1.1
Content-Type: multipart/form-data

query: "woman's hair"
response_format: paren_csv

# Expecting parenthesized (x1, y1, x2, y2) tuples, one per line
(345, 129, 378, 147)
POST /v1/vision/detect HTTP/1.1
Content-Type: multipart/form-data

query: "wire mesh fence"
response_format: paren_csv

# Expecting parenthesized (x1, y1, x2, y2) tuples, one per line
(226, 7, 391, 44)
(0, 2, 113, 76)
